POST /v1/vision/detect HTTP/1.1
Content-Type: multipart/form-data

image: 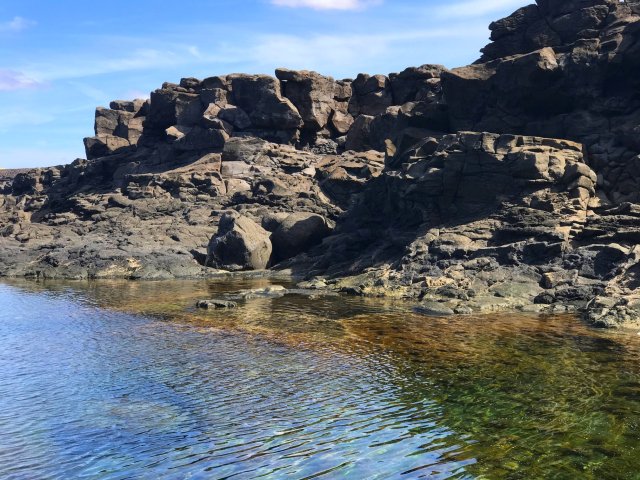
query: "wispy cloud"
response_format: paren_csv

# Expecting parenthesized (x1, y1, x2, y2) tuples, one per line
(0, 69, 42, 91)
(0, 16, 36, 33)
(435, 0, 524, 18)
(0, 107, 55, 131)
(271, 0, 380, 10)
(19, 44, 214, 83)
(66, 81, 108, 102)
(249, 26, 487, 72)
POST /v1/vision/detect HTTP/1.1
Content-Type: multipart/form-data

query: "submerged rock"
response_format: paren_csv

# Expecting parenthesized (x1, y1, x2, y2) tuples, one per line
(196, 299, 238, 309)
(414, 302, 455, 317)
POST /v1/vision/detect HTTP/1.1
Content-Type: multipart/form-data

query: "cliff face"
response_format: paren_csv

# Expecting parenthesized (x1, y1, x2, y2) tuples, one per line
(1, 0, 640, 326)
(447, 0, 640, 203)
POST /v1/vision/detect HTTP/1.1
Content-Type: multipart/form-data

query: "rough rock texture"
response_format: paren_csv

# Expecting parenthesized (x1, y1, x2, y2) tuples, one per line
(3, 0, 640, 327)
(294, 132, 640, 325)
(271, 212, 332, 263)
(443, 0, 640, 205)
(0, 135, 383, 280)
(206, 212, 273, 271)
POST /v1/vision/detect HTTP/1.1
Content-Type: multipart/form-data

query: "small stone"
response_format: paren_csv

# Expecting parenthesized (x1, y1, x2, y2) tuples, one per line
(196, 299, 237, 309)
(415, 302, 455, 317)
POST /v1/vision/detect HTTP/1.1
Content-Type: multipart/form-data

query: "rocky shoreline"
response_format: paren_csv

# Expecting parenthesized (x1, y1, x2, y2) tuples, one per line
(2, 0, 640, 327)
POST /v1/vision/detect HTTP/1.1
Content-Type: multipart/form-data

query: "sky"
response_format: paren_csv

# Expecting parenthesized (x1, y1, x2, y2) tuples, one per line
(0, 0, 527, 168)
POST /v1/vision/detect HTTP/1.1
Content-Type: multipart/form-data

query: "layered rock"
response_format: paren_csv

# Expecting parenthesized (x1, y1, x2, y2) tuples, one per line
(84, 100, 147, 159)
(294, 133, 637, 321)
(0, 135, 382, 280)
(443, 0, 640, 204)
(80, 65, 449, 162)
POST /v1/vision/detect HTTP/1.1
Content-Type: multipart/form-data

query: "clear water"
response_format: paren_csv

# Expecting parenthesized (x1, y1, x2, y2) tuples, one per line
(1, 279, 640, 479)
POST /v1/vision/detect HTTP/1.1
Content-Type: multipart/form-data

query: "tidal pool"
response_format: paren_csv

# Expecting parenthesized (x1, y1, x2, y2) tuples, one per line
(1, 279, 640, 479)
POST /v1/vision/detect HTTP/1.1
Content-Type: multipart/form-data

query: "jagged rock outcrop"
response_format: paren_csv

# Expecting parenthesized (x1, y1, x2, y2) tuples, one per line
(0, 134, 383, 280)
(293, 132, 639, 322)
(443, 0, 640, 204)
(81, 64, 449, 162)
(3, 0, 640, 327)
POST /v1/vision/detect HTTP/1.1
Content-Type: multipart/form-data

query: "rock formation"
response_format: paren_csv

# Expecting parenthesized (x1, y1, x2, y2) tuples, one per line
(2, 0, 640, 327)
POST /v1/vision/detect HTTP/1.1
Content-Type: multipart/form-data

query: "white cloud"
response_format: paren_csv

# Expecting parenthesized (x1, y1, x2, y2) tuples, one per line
(271, 0, 379, 10)
(435, 0, 524, 18)
(0, 69, 42, 91)
(248, 26, 487, 73)
(18, 44, 214, 84)
(0, 16, 36, 33)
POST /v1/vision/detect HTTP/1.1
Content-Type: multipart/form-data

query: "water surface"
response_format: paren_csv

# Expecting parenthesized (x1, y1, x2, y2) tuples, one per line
(1, 279, 640, 479)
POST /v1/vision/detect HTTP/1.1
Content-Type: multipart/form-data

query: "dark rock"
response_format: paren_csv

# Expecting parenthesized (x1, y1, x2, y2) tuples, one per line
(196, 299, 237, 309)
(271, 212, 332, 262)
(146, 88, 202, 131)
(348, 74, 393, 117)
(206, 212, 273, 271)
(389, 64, 447, 104)
(345, 115, 374, 151)
(109, 99, 146, 113)
(84, 135, 132, 159)
(415, 302, 455, 316)
(276, 68, 335, 130)
(228, 74, 302, 131)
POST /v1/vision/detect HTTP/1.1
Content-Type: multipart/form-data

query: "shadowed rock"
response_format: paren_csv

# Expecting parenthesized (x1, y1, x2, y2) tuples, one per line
(271, 212, 332, 263)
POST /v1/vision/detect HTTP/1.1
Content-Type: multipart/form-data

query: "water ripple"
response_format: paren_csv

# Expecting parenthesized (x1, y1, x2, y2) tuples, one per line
(0, 283, 472, 480)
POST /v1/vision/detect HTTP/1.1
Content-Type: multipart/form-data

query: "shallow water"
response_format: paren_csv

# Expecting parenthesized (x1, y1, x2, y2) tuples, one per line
(1, 279, 640, 479)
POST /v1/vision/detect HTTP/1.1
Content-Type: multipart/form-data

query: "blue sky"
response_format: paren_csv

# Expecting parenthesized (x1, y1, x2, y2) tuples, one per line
(0, 0, 525, 168)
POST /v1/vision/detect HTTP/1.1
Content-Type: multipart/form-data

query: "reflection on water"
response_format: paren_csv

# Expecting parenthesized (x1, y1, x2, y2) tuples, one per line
(1, 279, 640, 479)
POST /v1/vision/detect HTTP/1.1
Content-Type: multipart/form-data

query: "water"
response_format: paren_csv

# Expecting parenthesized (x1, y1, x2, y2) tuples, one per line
(1, 279, 640, 479)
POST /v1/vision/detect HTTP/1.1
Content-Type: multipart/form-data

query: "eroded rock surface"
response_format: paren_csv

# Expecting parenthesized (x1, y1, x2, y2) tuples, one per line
(293, 132, 640, 325)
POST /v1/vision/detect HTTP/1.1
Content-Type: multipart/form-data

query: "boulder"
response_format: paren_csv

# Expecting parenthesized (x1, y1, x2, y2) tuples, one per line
(271, 212, 332, 262)
(196, 299, 237, 309)
(276, 68, 336, 130)
(228, 74, 303, 130)
(330, 111, 355, 135)
(348, 74, 393, 117)
(207, 212, 273, 271)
